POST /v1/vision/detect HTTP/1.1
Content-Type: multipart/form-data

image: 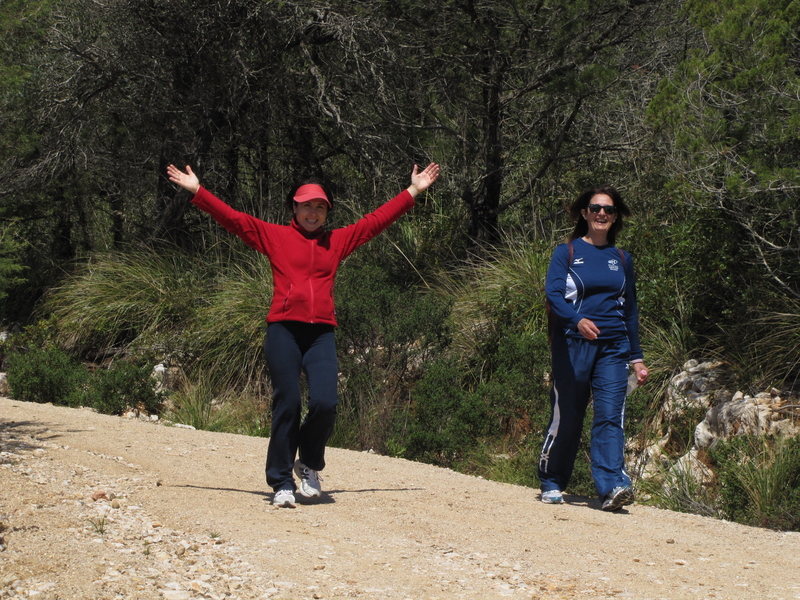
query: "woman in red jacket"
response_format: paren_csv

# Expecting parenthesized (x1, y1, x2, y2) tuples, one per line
(167, 163, 440, 507)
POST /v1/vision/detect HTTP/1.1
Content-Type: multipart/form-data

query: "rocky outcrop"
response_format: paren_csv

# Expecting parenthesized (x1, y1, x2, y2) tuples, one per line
(664, 359, 728, 417)
(693, 389, 800, 448)
(664, 359, 800, 448)
(637, 359, 800, 482)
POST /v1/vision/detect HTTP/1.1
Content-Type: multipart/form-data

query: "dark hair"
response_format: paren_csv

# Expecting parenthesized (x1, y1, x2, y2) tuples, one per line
(568, 185, 630, 246)
(284, 177, 335, 213)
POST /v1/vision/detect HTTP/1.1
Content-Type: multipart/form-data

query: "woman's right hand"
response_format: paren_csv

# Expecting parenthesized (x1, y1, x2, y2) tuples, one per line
(407, 163, 440, 197)
(577, 318, 600, 340)
(167, 164, 200, 195)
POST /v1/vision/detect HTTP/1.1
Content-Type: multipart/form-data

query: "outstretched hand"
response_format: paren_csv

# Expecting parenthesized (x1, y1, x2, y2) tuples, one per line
(167, 164, 200, 195)
(408, 162, 440, 197)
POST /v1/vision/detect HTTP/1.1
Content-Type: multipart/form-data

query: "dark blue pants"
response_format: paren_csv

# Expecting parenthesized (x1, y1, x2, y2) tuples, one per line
(263, 321, 339, 492)
(538, 333, 631, 498)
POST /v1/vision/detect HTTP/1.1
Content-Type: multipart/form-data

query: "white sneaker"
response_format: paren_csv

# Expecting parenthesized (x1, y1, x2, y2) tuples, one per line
(294, 460, 322, 498)
(273, 488, 296, 508)
(601, 486, 634, 511)
(541, 490, 564, 504)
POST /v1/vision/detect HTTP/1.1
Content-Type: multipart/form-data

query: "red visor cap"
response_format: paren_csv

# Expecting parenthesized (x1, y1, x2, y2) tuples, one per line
(293, 184, 331, 208)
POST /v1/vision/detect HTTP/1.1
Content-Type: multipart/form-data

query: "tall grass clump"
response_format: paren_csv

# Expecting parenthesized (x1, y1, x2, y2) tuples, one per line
(458, 439, 541, 488)
(40, 240, 277, 398)
(189, 247, 274, 396)
(165, 374, 268, 434)
(438, 235, 552, 370)
(27, 242, 277, 421)
(710, 435, 800, 531)
(43, 247, 212, 357)
(630, 290, 710, 460)
(738, 301, 800, 391)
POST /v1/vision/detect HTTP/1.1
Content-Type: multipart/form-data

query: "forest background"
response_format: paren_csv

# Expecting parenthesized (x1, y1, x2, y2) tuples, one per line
(1, 0, 800, 529)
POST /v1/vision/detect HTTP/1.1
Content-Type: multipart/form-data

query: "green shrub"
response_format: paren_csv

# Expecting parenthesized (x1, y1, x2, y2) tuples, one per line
(81, 356, 167, 415)
(400, 326, 553, 471)
(6, 347, 87, 407)
(333, 262, 453, 453)
(402, 357, 491, 465)
(5, 317, 167, 415)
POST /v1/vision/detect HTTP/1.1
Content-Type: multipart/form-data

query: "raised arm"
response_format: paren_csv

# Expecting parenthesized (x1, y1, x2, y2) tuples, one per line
(167, 164, 200, 195)
(406, 163, 440, 198)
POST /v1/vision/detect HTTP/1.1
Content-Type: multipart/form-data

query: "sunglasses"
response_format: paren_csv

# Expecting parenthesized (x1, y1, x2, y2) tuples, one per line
(587, 204, 618, 215)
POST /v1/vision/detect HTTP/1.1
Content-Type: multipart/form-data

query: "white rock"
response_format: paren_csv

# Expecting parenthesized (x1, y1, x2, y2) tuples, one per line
(161, 591, 191, 600)
(694, 420, 714, 450)
(671, 449, 713, 485)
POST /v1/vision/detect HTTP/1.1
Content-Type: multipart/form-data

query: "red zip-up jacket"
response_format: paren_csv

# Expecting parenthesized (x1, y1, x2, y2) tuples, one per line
(191, 186, 415, 327)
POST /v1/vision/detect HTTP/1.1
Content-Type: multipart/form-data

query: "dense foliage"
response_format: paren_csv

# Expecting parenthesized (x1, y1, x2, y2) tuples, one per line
(2, 0, 800, 527)
(5, 335, 165, 414)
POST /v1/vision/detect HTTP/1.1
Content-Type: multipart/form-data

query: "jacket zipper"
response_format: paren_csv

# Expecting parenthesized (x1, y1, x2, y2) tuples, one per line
(308, 236, 315, 323)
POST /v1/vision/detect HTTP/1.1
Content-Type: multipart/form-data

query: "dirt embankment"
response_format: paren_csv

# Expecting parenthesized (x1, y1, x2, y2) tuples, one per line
(1, 396, 799, 600)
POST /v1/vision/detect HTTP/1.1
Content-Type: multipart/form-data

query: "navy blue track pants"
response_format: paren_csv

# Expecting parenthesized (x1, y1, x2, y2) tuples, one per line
(263, 321, 339, 492)
(538, 332, 631, 498)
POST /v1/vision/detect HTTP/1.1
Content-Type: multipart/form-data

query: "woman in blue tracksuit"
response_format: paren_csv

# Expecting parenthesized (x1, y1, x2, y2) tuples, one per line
(538, 185, 649, 511)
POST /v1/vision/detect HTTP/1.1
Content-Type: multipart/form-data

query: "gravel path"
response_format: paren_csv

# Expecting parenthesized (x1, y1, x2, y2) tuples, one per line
(1, 396, 799, 600)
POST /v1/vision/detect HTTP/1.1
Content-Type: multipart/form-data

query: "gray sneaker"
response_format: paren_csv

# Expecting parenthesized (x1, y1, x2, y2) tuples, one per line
(273, 488, 296, 508)
(601, 486, 634, 511)
(294, 460, 322, 498)
(541, 490, 564, 504)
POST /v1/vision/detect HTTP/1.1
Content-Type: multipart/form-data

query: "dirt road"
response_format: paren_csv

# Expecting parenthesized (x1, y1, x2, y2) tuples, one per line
(1, 396, 799, 599)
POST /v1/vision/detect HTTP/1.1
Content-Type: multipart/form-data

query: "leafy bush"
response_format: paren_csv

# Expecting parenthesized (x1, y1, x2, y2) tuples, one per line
(402, 357, 492, 465)
(400, 329, 553, 476)
(81, 356, 167, 415)
(6, 326, 167, 415)
(333, 262, 453, 452)
(6, 346, 87, 407)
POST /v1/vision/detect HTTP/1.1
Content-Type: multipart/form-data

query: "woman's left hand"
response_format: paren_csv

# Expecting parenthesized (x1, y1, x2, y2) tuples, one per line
(408, 163, 440, 196)
(167, 164, 200, 195)
(632, 361, 649, 385)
